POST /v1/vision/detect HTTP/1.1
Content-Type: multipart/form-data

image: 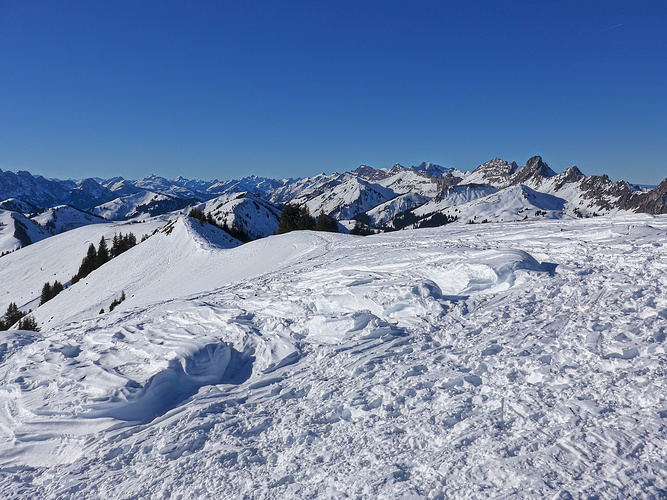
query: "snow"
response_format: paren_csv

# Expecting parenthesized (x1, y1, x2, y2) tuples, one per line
(1, 214, 667, 498)
(92, 191, 174, 220)
(193, 192, 281, 239)
(31, 205, 109, 234)
(0, 219, 166, 314)
(415, 184, 569, 224)
(367, 193, 430, 226)
(0, 210, 51, 254)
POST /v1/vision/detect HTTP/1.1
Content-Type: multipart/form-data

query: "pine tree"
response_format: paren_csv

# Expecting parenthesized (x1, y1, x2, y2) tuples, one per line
(18, 315, 39, 332)
(40, 282, 52, 305)
(278, 204, 316, 234)
(315, 211, 339, 233)
(96, 236, 109, 267)
(111, 233, 120, 257)
(4, 302, 25, 327)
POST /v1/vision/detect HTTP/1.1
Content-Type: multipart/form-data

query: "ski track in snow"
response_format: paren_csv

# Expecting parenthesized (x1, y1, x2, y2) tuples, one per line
(1, 215, 667, 498)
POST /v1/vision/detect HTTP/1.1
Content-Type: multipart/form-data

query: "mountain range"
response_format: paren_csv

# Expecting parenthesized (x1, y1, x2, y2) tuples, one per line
(1, 156, 666, 252)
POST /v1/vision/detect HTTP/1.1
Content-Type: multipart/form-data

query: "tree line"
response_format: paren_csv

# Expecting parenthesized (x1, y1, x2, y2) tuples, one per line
(188, 208, 252, 243)
(71, 232, 136, 285)
(0, 302, 39, 331)
(277, 204, 338, 234)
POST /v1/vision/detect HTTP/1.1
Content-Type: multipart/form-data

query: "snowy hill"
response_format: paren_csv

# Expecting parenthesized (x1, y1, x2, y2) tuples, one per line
(0, 198, 39, 214)
(192, 192, 282, 239)
(414, 184, 567, 224)
(0, 209, 51, 254)
(287, 173, 395, 220)
(1, 214, 667, 497)
(0, 219, 166, 314)
(366, 192, 430, 227)
(93, 191, 193, 220)
(31, 205, 109, 234)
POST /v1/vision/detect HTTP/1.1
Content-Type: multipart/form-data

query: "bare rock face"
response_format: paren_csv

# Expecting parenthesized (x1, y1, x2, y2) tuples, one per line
(617, 178, 667, 214)
(552, 166, 585, 191)
(513, 156, 557, 186)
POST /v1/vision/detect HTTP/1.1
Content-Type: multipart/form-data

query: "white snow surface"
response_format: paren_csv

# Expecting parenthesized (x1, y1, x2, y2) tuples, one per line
(415, 184, 569, 224)
(0, 210, 51, 254)
(31, 205, 109, 234)
(193, 192, 281, 239)
(92, 191, 174, 220)
(0, 219, 166, 314)
(1, 214, 667, 498)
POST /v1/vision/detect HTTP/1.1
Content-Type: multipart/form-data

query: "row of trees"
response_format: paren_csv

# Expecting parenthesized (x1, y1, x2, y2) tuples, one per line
(71, 232, 137, 284)
(0, 302, 39, 331)
(277, 204, 339, 234)
(188, 208, 252, 243)
(40, 280, 64, 305)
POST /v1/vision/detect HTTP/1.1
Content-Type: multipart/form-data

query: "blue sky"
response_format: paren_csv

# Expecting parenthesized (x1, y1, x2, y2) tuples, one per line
(1, 1, 665, 184)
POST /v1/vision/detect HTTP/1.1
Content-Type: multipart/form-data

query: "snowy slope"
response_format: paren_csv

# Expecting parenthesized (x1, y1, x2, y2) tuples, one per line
(31, 217, 245, 329)
(1, 214, 667, 498)
(193, 192, 282, 239)
(366, 192, 430, 226)
(0, 198, 39, 214)
(92, 191, 184, 220)
(0, 210, 51, 254)
(414, 184, 568, 224)
(31, 205, 109, 234)
(0, 219, 166, 313)
(297, 175, 394, 219)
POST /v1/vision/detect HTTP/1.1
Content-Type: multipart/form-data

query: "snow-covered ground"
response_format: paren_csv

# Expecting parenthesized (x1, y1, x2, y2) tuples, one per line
(1, 214, 666, 498)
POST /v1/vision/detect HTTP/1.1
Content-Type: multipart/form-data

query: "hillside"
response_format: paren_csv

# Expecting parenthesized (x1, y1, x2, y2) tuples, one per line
(0, 209, 51, 254)
(0, 219, 166, 314)
(0, 214, 666, 497)
(31, 205, 109, 234)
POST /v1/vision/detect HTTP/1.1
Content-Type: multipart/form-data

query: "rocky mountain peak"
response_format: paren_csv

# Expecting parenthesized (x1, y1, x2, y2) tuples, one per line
(514, 156, 557, 185)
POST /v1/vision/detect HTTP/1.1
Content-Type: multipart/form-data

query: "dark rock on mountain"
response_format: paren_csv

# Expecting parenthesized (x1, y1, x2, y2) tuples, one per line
(513, 156, 557, 186)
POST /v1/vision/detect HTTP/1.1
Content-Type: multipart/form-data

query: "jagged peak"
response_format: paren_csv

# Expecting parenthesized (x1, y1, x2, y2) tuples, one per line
(563, 165, 584, 177)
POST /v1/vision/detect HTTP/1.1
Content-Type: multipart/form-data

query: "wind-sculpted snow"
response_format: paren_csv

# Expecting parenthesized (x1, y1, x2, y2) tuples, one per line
(1, 214, 667, 498)
(87, 343, 254, 423)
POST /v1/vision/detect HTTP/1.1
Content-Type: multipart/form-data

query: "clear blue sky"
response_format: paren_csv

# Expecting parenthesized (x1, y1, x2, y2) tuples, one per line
(1, 1, 665, 184)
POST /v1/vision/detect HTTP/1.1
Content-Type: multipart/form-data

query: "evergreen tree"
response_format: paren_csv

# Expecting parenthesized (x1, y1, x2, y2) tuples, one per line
(18, 315, 39, 332)
(315, 211, 339, 232)
(96, 236, 109, 267)
(188, 207, 206, 223)
(52, 280, 64, 297)
(40, 282, 52, 305)
(3, 302, 25, 327)
(350, 221, 374, 236)
(278, 204, 316, 234)
(111, 233, 120, 257)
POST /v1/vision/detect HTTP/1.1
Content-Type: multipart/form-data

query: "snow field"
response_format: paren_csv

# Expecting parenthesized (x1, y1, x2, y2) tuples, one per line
(0, 214, 666, 498)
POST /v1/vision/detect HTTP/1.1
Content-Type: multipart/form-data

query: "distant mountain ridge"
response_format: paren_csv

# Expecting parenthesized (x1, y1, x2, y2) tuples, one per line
(1, 156, 666, 250)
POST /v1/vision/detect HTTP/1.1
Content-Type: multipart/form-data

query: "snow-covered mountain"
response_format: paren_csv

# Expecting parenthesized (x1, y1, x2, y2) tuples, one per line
(93, 191, 195, 220)
(31, 205, 109, 234)
(0, 168, 73, 209)
(0, 209, 51, 254)
(1, 213, 667, 497)
(2, 156, 666, 239)
(192, 192, 282, 239)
